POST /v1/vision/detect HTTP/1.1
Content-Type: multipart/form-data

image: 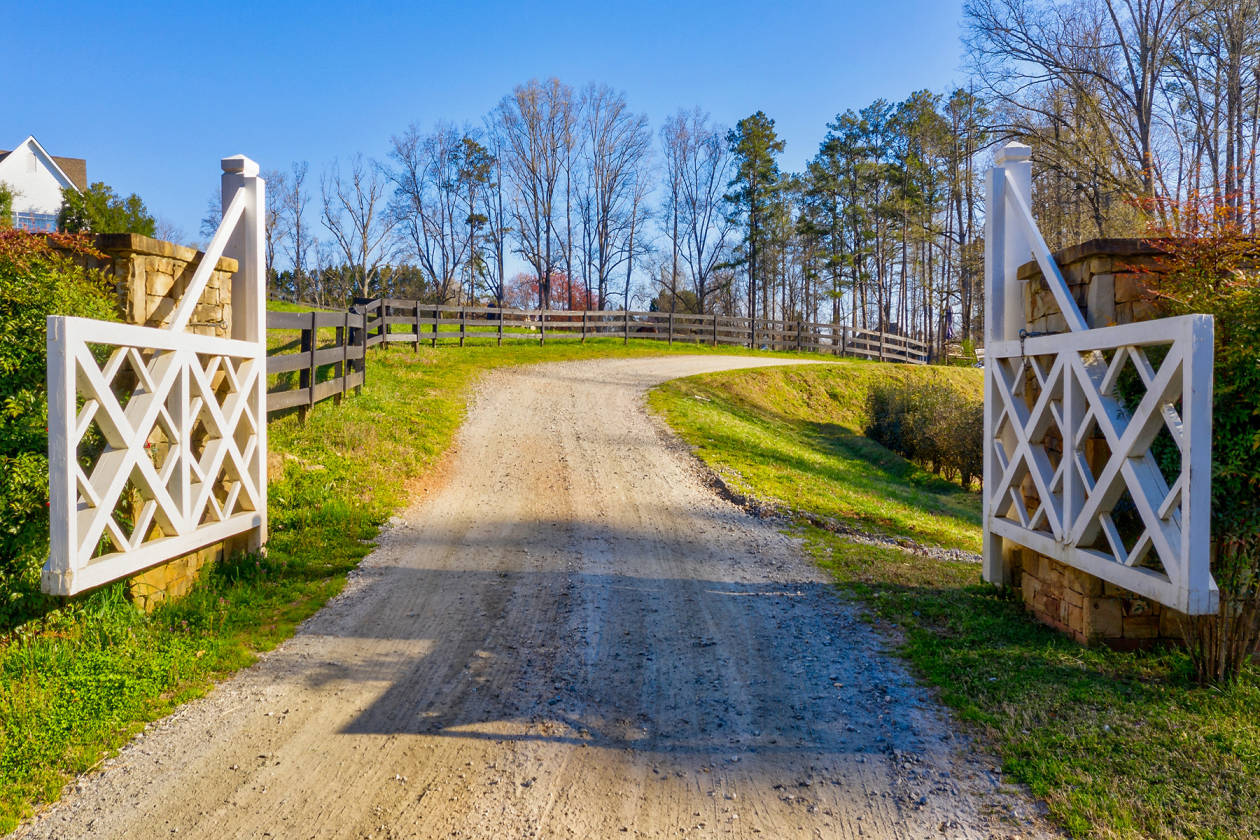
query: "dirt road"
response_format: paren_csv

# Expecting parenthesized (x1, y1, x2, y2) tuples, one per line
(16, 356, 1055, 840)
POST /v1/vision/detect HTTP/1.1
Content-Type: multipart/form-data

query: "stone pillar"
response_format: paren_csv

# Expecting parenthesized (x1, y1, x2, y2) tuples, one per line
(88, 234, 243, 611)
(1013, 237, 1185, 647)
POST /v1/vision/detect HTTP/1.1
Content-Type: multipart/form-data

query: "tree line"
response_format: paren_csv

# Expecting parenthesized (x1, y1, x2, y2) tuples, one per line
(246, 0, 1260, 356)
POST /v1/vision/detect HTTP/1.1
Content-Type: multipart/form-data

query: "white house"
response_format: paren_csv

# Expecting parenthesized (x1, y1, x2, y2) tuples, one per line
(0, 136, 87, 232)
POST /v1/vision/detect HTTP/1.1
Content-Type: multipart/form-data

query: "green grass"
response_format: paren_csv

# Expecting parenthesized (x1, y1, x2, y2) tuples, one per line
(648, 363, 984, 550)
(0, 334, 830, 832)
(650, 364, 1260, 840)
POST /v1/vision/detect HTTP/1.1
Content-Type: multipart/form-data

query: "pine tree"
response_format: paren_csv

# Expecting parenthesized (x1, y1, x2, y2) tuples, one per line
(725, 112, 784, 326)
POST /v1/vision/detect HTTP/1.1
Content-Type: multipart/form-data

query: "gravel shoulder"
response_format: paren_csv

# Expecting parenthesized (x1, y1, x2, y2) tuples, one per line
(14, 355, 1057, 840)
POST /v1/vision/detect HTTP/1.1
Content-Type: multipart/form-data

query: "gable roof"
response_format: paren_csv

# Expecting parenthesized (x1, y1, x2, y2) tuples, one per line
(0, 136, 87, 192)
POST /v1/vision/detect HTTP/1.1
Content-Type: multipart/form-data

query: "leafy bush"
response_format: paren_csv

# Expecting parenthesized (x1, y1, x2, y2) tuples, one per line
(0, 231, 119, 626)
(1141, 210, 1260, 683)
(864, 378, 983, 487)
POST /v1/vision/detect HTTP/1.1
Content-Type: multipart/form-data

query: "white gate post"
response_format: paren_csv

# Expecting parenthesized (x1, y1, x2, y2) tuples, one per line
(983, 142, 1033, 586)
(221, 155, 268, 551)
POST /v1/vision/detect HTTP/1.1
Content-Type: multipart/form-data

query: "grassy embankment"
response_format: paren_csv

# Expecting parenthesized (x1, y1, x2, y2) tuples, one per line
(650, 363, 1260, 840)
(0, 329, 825, 833)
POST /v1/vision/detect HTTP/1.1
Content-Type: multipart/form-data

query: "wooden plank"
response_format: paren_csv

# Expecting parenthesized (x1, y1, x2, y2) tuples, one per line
(267, 387, 311, 412)
(312, 377, 349, 403)
(266, 311, 312, 330)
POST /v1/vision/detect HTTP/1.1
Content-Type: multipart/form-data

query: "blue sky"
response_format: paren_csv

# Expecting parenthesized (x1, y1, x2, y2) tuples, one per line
(5, 1, 968, 243)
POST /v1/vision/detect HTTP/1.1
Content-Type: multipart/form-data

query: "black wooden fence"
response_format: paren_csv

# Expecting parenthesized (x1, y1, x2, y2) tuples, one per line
(266, 299, 926, 418)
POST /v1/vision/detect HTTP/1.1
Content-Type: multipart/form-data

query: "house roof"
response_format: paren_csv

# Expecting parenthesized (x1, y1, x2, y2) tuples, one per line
(0, 136, 87, 192)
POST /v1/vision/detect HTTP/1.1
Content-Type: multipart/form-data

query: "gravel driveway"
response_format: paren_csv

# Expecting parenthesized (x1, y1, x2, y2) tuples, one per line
(14, 355, 1056, 840)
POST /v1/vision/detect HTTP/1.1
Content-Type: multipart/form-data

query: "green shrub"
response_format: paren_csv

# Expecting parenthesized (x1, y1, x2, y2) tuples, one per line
(1141, 222, 1260, 683)
(864, 378, 983, 487)
(0, 231, 120, 627)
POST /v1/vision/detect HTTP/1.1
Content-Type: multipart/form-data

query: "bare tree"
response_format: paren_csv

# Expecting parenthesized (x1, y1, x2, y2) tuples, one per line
(263, 168, 287, 294)
(321, 155, 396, 301)
(966, 0, 1196, 204)
(1167, 0, 1260, 225)
(478, 121, 511, 307)
(389, 124, 484, 304)
(581, 83, 652, 309)
(661, 109, 736, 313)
(280, 161, 314, 303)
(153, 218, 186, 246)
(621, 171, 652, 310)
(494, 78, 574, 309)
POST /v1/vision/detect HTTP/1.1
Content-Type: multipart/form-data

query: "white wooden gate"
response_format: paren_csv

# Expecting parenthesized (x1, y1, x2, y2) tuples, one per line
(982, 143, 1218, 615)
(43, 157, 268, 596)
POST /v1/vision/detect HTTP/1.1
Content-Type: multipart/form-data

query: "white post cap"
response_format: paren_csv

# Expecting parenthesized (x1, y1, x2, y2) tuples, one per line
(221, 155, 260, 176)
(995, 142, 1031, 165)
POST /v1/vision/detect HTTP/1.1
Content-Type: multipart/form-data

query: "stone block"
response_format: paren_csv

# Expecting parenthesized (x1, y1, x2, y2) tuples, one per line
(1022, 572, 1038, 604)
(1090, 599, 1123, 638)
(1122, 597, 1155, 617)
(193, 303, 223, 325)
(146, 270, 175, 298)
(1130, 298, 1161, 321)
(145, 295, 176, 326)
(1029, 288, 1057, 321)
(1114, 273, 1149, 303)
(1042, 312, 1069, 334)
(1159, 608, 1187, 639)
(1086, 274, 1116, 327)
(1123, 614, 1161, 639)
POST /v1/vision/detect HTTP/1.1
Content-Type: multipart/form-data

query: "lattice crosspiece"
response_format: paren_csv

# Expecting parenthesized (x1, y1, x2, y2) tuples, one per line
(43, 156, 267, 596)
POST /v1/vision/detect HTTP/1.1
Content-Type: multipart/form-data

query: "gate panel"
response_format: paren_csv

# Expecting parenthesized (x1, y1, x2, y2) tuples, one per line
(982, 143, 1217, 615)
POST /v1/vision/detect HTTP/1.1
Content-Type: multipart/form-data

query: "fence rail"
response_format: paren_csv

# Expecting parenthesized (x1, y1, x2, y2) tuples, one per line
(264, 298, 927, 420)
(265, 309, 365, 417)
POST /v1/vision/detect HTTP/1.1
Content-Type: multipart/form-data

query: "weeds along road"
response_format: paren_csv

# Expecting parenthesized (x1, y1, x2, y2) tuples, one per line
(15, 356, 1055, 840)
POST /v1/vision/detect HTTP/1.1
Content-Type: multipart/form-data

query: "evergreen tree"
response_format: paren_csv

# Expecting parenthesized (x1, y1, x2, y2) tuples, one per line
(57, 182, 156, 237)
(725, 111, 784, 324)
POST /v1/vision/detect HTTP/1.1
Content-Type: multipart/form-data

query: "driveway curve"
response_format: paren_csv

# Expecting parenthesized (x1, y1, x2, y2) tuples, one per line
(15, 355, 1054, 840)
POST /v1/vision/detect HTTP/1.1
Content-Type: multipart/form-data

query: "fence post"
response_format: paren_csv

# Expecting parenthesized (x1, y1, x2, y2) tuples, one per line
(840, 325, 847, 357)
(497, 306, 503, 346)
(879, 330, 886, 362)
(581, 309, 587, 343)
(336, 310, 348, 405)
(414, 301, 421, 351)
(460, 306, 466, 347)
(297, 312, 314, 424)
(624, 309, 630, 344)
(796, 320, 803, 353)
(359, 306, 368, 391)
(711, 313, 718, 346)
(540, 309, 546, 346)
(668, 311, 674, 346)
